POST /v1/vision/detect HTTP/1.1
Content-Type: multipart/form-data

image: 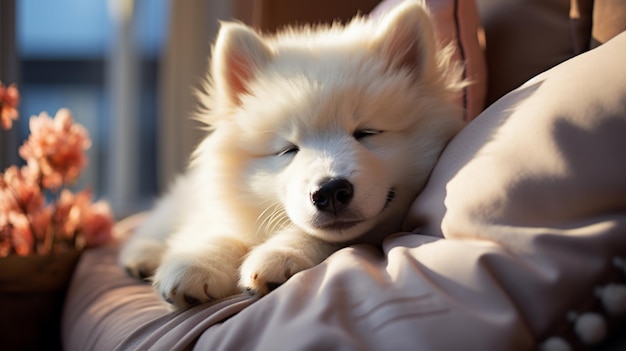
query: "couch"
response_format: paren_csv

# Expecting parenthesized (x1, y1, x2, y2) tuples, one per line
(62, 0, 626, 350)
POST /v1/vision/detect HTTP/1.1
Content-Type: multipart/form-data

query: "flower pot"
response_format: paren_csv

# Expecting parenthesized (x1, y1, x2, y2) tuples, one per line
(0, 251, 82, 351)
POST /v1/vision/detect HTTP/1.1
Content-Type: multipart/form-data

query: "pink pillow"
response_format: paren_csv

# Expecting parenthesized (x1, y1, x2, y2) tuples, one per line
(370, 0, 487, 121)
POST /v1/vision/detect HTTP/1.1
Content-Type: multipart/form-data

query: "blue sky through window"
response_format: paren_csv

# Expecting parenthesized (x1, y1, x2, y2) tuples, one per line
(18, 0, 168, 58)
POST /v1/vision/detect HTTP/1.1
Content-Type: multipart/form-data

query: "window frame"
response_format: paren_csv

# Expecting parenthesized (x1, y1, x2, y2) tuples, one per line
(0, 0, 18, 170)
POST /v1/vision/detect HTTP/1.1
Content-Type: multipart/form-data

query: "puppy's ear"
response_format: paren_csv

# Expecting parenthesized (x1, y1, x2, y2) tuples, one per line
(372, 1, 438, 80)
(212, 22, 272, 107)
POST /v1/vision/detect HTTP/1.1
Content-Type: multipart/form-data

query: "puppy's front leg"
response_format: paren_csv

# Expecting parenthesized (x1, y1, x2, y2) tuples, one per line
(239, 229, 340, 296)
(154, 235, 251, 309)
(119, 191, 180, 279)
(119, 175, 195, 280)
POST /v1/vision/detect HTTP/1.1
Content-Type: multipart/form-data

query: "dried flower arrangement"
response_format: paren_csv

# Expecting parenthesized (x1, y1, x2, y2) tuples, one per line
(0, 81, 114, 257)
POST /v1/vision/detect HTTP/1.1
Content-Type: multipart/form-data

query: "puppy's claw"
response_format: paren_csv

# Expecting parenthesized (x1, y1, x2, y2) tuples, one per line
(125, 265, 153, 281)
(266, 281, 282, 292)
(138, 269, 151, 280)
(183, 294, 202, 306)
(162, 293, 174, 305)
(242, 277, 281, 297)
(124, 266, 135, 277)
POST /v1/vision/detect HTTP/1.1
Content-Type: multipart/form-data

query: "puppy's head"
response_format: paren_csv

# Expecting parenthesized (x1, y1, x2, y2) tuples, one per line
(200, 1, 464, 243)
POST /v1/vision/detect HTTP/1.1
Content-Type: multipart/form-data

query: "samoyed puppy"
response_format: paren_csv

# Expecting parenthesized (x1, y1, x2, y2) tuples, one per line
(120, 0, 465, 309)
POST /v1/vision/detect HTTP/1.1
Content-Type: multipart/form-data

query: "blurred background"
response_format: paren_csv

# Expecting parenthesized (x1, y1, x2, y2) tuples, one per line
(0, 0, 377, 219)
(0, 0, 231, 218)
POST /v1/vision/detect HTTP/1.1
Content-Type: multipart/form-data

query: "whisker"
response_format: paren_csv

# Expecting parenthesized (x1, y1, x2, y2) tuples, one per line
(267, 209, 289, 234)
(256, 201, 281, 237)
(256, 202, 290, 237)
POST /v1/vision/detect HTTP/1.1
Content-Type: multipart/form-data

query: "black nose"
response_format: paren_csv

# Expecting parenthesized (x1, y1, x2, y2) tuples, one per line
(310, 178, 354, 213)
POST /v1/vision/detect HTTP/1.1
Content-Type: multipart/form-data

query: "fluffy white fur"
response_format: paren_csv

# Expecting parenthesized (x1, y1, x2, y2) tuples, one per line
(119, 1, 465, 309)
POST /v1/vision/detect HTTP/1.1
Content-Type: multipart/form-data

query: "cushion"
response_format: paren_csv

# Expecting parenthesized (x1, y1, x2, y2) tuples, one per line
(404, 30, 626, 347)
(370, 0, 487, 121)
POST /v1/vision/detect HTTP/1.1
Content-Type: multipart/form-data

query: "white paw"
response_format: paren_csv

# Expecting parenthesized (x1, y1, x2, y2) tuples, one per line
(119, 237, 165, 280)
(153, 254, 240, 309)
(239, 246, 315, 297)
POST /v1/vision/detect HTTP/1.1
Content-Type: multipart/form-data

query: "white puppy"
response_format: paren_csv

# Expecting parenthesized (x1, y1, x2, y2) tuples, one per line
(120, 1, 465, 309)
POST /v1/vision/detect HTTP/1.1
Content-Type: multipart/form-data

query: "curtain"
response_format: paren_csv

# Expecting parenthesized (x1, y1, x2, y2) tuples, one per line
(157, 0, 232, 191)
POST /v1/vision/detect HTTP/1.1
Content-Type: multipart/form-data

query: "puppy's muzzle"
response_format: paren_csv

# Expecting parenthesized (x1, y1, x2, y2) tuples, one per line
(310, 178, 354, 214)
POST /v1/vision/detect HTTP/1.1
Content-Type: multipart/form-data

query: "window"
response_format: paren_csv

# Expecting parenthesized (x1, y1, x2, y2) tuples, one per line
(9, 0, 168, 218)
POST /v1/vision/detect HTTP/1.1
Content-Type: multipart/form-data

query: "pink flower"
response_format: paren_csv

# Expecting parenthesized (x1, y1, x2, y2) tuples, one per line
(0, 82, 19, 130)
(53, 189, 90, 240)
(7, 212, 34, 256)
(1, 102, 112, 256)
(29, 205, 52, 252)
(0, 213, 11, 256)
(0, 166, 50, 255)
(0, 165, 45, 214)
(80, 201, 114, 247)
(18, 109, 92, 190)
(51, 189, 113, 248)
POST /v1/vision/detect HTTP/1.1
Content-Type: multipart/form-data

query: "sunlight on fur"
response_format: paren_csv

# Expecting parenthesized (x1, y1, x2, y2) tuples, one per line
(119, 0, 466, 310)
